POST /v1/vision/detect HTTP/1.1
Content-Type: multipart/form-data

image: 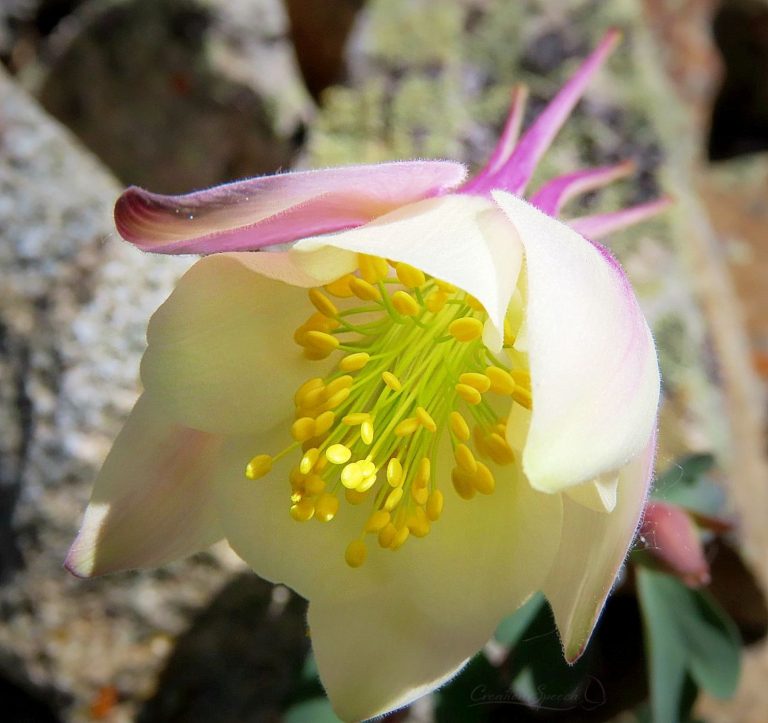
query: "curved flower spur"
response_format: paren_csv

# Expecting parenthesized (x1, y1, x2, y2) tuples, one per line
(67, 31, 666, 722)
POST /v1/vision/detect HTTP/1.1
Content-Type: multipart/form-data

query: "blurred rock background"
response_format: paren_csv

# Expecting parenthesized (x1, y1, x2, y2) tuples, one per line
(1, 0, 767, 721)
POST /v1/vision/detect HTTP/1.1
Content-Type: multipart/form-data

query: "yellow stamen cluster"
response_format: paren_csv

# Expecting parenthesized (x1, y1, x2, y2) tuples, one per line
(245, 253, 532, 568)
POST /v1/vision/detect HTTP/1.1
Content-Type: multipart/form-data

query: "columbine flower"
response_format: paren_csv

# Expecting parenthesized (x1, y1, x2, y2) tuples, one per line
(67, 31, 665, 721)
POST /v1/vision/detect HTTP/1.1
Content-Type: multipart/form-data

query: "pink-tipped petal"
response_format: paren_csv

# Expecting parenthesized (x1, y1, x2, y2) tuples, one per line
(640, 501, 711, 587)
(115, 161, 467, 254)
(468, 30, 622, 196)
(529, 160, 636, 216)
(567, 196, 673, 239)
(65, 395, 223, 577)
(461, 85, 529, 192)
(544, 433, 656, 661)
(492, 191, 660, 493)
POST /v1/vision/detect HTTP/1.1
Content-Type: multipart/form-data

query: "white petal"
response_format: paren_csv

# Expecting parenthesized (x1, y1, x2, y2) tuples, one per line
(492, 191, 660, 492)
(543, 434, 656, 661)
(140, 252, 329, 436)
(565, 474, 618, 513)
(293, 195, 524, 349)
(216, 429, 563, 719)
(65, 395, 222, 576)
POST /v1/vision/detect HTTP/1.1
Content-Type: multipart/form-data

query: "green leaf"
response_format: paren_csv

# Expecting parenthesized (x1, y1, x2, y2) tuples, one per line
(284, 697, 341, 723)
(637, 567, 741, 722)
(494, 592, 545, 645)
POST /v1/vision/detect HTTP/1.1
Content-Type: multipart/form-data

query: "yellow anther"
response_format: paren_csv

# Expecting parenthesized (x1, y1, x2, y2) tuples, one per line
(300, 385, 326, 410)
(357, 253, 389, 283)
(345, 539, 367, 567)
(289, 466, 305, 488)
(300, 448, 319, 475)
(449, 411, 471, 441)
(394, 417, 420, 437)
(313, 410, 335, 437)
(472, 462, 496, 495)
(387, 458, 403, 487)
(465, 294, 485, 312)
(323, 387, 351, 410)
(425, 289, 448, 313)
(325, 375, 353, 396)
(411, 485, 428, 505)
(384, 486, 404, 511)
(365, 509, 391, 533)
(382, 371, 402, 392)
(486, 433, 515, 465)
(303, 330, 339, 356)
(452, 468, 476, 500)
(304, 474, 326, 495)
(294, 377, 323, 406)
(339, 352, 370, 372)
(325, 273, 356, 298)
(390, 525, 411, 550)
(315, 493, 340, 522)
(415, 406, 437, 432)
(426, 490, 444, 521)
(314, 454, 329, 473)
(512, 387, 533, 410)
(459, 372, 491, 393)
(345, 488, 367, 505)
(435, 278, 456, 293)
(350, 276, 382, 301)
(358, 459, 375, 477)
(407, 508, 430, 537)
(485, 366, 515, 395)
(356, 472, 378, 493)
(454, 443, 477, 474)
(391, 290, 420, 316)
(414, 457, 431, 488)
(308, 288, 338, 318)
(341, 462, 363, 489)
(395, 262, 426, 289)
(343, 412, 369, 425)
(291, 417, 316, 442)
(326, 443, 352, 465)
(378, 523, 397, 548)
(455, 383, 482, 405)
(290, 498, 315, 522)
(361, 419, 374, 445)
(245, 454, 272, 480)
(511, 369, 531, 387)
(449, 317, 484, 342)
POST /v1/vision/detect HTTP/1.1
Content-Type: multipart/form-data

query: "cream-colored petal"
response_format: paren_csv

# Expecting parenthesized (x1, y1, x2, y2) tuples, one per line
(65, 394, 222, 577)
(492, 191, 660, 492)
(565, 474, 618, 513)
(292, 195, 524, 349)
(543, 434, 656, 661)
(140, 252, 329, 436)
(308, 594, 474, 722)
(217, 428, 562, 719)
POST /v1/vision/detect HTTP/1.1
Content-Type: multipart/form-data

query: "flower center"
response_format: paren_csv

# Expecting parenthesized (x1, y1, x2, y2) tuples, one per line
(245, 254, 531, 568)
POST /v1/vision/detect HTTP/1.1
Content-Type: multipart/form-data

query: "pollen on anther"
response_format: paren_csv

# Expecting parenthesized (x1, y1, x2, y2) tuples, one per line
(315, 493, 340, 522)
(326, 444, 352, 465)
(361, 419, 375, 445)
(308, 288, 338, 318)
(245, 454, 272, 480)
(395, 262, 426, 289)
(449, 411, 470, 441)
(454, 443, 477, 474)
(456, 383, 482, 405)
(449, 317, 483, 342)
(394, 417, 419, 437)
(416, 406, 437, 432)
(382, 371, 402, 392)
(387, 458, 403, 487)
(339, 352, 370, 372)
(345, 539, 367, 567)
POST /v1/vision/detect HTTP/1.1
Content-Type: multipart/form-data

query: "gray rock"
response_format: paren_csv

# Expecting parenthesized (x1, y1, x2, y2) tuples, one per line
(0, 66, 250, 721)
(34, 0, 313, 193)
